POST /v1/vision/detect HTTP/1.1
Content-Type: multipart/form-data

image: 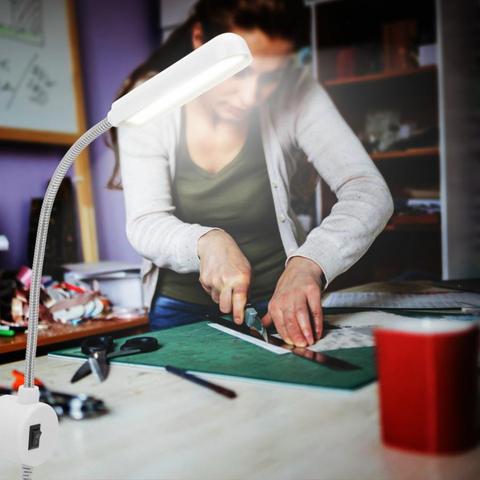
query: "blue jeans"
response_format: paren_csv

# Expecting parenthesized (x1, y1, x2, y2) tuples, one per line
(149, 295, 269, 330)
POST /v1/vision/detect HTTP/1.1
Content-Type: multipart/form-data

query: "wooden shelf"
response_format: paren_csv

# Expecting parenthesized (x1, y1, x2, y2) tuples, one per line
(0, 315, 149, 356)
(371, 146, 439, 161)
(385, 224, 439, 232)
(386, 213, 440, 232)
(324, 65, 437, 87)
(311, 0, 442, 287)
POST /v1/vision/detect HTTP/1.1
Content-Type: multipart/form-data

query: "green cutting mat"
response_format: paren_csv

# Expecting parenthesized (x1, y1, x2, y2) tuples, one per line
(49, 321, 377, 390)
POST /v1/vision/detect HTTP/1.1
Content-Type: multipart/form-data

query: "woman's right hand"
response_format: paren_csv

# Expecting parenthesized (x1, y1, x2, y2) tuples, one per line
(197, 230, 251, 324)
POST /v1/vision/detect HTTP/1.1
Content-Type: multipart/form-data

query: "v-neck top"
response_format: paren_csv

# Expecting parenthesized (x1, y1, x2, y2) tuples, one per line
(155, 108, 286, 306)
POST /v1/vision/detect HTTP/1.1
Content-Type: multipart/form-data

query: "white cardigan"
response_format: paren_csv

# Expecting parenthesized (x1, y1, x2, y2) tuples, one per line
(117, 67, 394, 308)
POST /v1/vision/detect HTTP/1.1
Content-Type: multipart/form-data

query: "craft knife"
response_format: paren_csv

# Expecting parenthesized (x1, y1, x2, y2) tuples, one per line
(243, 305, 269, 343)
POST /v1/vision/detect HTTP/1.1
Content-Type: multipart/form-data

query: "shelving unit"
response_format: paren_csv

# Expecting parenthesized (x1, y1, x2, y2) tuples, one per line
(309, 0, 441, 288)
(370, 147, 439, 161)
(324, 65, 436, 87)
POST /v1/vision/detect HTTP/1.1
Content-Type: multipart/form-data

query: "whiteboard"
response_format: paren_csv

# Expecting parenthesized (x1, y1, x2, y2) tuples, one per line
(160, 0, 195, 39)
(0, 0, 82, 143)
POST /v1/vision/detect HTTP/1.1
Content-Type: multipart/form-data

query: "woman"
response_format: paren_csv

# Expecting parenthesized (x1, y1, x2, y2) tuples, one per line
(114, 0, 393, 347)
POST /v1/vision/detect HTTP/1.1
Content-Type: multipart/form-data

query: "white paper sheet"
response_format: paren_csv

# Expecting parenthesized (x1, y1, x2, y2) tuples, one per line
(309, 326, 374, 351)
(208, 320, 376, 353)
(207, 323, 289, 354)
(322, 291, 480, 309)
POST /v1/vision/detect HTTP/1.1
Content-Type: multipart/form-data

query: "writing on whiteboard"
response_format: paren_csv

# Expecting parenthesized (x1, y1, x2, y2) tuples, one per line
(0, 0, 79, 135)
(0, 1, 54, 110)
(0, 0, 44, 47)
(0, 53, 55, 110)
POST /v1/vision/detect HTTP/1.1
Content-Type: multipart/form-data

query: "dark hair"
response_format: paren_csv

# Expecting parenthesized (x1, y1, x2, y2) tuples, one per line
(107, 0, 309, 189)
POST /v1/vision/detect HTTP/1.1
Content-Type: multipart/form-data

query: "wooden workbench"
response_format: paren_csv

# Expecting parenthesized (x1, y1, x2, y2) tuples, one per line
(0, 316, 149, 362)
(0, 312, 478, 479)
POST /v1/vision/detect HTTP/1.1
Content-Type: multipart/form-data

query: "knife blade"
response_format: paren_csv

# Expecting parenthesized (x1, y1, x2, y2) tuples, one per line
(218, 305, 269, 343)
(88, 351, 109, 382)
(244, 306, 269, 343)
(70, 360, 92, 383)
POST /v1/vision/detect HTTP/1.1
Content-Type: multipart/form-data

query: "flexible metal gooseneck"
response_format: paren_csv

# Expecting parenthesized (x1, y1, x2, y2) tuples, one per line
(24, 117, 111, 388)
(21, 118, 111, 480)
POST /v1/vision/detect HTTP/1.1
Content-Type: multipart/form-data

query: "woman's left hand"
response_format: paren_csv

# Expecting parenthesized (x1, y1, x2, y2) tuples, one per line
(262, 257, 323, 347)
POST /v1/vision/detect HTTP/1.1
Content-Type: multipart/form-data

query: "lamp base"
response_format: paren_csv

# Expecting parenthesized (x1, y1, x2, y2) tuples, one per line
(0, 386, 59, 467)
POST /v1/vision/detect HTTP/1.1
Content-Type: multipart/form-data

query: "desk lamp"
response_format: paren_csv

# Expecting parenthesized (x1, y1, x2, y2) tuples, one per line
(0, 33, 251, 479)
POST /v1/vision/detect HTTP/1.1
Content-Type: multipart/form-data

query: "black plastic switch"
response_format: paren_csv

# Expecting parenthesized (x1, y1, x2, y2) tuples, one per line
(28, 424, 42, 450)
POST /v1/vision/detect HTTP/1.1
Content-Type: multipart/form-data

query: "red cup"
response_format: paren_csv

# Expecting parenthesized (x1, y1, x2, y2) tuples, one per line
(375, 319, 479, 454)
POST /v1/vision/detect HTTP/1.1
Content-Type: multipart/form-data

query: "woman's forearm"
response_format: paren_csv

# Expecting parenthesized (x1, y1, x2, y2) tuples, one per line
(288, 175, 393, 288)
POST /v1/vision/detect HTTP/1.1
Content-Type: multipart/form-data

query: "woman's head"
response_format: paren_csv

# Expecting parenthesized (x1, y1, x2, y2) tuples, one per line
(108, 0, 309, 187)
(192, 25, 295, 122)
(190, 0, 308, 46)
(188, 0, 309, 121)
(120, 0, 309, 107)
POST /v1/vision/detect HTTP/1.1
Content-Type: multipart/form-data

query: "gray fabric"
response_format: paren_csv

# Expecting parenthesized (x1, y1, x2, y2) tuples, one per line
(118, 67, 394, 309)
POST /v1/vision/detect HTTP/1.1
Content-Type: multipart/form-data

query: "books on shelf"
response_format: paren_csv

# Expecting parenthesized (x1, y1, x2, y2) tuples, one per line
(394, 198, 440, 215)
(382, 19, 418, 72)
(404, 188, 439, 199)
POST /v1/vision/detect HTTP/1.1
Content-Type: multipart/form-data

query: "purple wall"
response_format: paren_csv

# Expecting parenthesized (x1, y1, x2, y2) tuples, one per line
(0, 0, 159, 270)
(0, 145, 67, 269)
(76, 0, 159, 264)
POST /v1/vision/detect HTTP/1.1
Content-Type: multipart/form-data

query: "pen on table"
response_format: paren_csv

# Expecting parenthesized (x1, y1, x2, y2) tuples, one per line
(164, 365, 237, 399)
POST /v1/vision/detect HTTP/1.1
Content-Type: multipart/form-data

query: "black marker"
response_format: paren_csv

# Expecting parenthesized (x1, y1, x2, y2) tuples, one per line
(165, 365, 237, 399)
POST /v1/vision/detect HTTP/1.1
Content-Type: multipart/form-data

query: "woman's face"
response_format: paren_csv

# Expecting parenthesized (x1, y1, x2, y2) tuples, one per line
(195, 27, 295, 123)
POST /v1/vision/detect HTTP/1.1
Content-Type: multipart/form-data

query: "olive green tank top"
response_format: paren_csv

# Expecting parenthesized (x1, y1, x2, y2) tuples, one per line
(155, 108, 286, 306)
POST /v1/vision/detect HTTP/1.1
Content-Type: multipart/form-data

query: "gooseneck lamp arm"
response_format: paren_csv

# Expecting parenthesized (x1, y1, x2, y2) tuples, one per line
(25, 118, 112, 388)
(19, 120, 111, 479)
(0, 32, 251, 480)
(26, 31, 251, 388)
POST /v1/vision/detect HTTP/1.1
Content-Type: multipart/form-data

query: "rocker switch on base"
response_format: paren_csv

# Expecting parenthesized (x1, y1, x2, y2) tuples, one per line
(28, 424, 42, 450)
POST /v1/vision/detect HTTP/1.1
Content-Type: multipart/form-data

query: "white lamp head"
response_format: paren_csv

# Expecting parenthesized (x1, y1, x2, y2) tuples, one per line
(107, 32, 252, 127)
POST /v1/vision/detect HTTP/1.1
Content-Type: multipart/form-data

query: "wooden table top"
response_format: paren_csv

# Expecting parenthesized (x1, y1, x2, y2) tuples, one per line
(0, 312, 478, 479)
(0, 316, 149, 355)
